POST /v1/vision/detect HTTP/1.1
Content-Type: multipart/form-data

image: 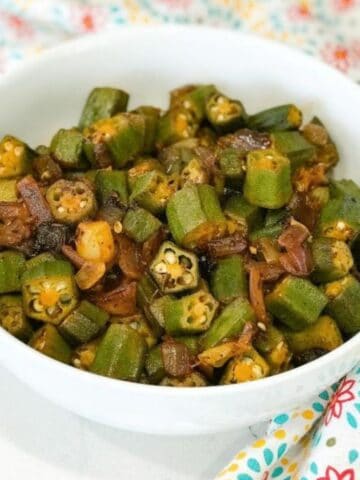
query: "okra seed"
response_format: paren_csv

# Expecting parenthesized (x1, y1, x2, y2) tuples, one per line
(4, 141, 13, 151)
(182, 273, 193, 285)
(249, 246, 257, 255)
(164, 250, 177, 264)
(58, 206, 65, 214)
(337, 221, 346, 231)
(14, 146, 23, 157)
(113, 221, 123, 234)
(80, 200, 87, 208)
(257, 322, 267, 332)
(31, 299, 44, 312)
(154, 262, 167, 274)
(252, 365, 263, 378)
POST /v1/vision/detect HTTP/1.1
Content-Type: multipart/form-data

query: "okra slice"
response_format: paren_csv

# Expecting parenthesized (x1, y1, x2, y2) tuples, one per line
(91, 324, 146, 381)
(133, 106, 160, 154)
(79, 87, 129, 129)
(163, 290, 218, 336)
(0, 135, 32, 178)
(220, 349, 270, 384)
(176, 335, 200, 355)
(72, 338, 100, 370)
(244, 149, 292, 209)
(123, 207, 161, 243)
(210, 255, 247, 304)
(317, 180, 360, 241)
(217, 148, 246, 183)
(136, 273, 163, 337)
(206, 92, 247, 133)
(95, 170, 128, 205)
(59, 300, 109, 346)
(149, 295, 174, 328)
(303, 117, 339, 167)
(173, 84, 217, 122)
(111, 313, 157, 348)
(33, 147, 62, 184)
(254, 325, 291, 374)
(250, 208, 289, 242)
(282, 315, 342, 355)
(84, 113, 145, 168)
(130, 170, 178, 214)
(160, 372, 207, 387)
(0, 251, 26, 294)
(50, 128, 87, 170)
(22, 260, 78, 324)
(266, 276, 328, 331)
(225, 195, 264, 233)
(145, 344, 166, 384)
(271, 131, 315, 171)
(201, 297, 256, 350)
(0, 294, 32, 341)
(46, 179, 97, 225)
(0, 179, 18, 201)
(166, 184, 226, 248)
(324, 275, 360, 334)
(150, 241, 199, 294)
(29, 324, 72, 364)
(127, 158, 163, 190)
(156, 108, 199, 148)
(180, 157, 208, 187)
(311, 237, 353, 283)
(159, 138, 199, 175)
(248, 104, 302, 132)
(75, 220, 115, 264)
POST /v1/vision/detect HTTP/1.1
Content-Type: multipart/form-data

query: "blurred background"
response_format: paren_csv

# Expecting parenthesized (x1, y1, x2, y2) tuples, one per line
(0, 0, 360, 80)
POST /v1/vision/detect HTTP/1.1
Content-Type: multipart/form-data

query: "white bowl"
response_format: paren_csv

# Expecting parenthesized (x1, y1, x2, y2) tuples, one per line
(0, 26, 359, 435)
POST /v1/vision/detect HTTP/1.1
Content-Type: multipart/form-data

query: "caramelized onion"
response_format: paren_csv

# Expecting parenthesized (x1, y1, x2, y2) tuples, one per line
(207, 232, 247, 258)
(90, 280, 137, 316)
(17, 175, 53, 225)
(161, 339, 193, 378)
(0, 201, 32, 247)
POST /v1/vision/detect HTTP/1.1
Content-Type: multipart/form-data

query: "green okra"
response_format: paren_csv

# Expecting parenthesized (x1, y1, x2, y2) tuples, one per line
(123, 206, 161, 243)
(163, 289, 218, 336)
(91, 324, 147, 381)
(248, 104, 302, 132)
(79, 87, 129, 129)
(324, 275, 360, 334)
(95, 170, 128, 205)
(133, 106, 160, 154)
(206, 92, 247, 133)
(201, 297, 256, 350)
(282, 315, 343, 354)
(136, 274, 163, 337)
(0, 294, 32, 341)
(0, 179, 18, 201)
(25, 253, 56, 271)
(271, 131, 315, 171)
(159, 138, 199, 175)
(22, 260, 78, 324)
(156, 107, 199, 148)
(160, 372, 208, 387)
(166, 184, 226, 248)
(130, 170, 178, 214)
(173, 84, 217, 122)
(225, 195, 264, 232)
(0, 135, 32, 178)
(50, 128, 87, 170)
(250, 208, 289, 242)
(176, 335, 200, 355)
(111, 314, 157, 349)
(84, 113, 145, 168)
(255, 325, 291, 374)
(302, 117, 339, 167)
(217, 148, 246, 183)
(72, 338, 100, 370)
(150, 241, 199, 293)
(180, 157, 209, 188)
(311, 237, 353, 283)
(33, 147, 62, 184)
(145, 344, 166, 384)
(244, 149, 292, 209)
(59, 300, 109, 346)
(266, 276, 328, 331)
(29, 324, 72, 364)
(210, 255, 247, 304)
(0, 251, 26, 294)
(127, 158, 164, 190)
(149, 295, 174, 328)
(220, 348, 270, 384)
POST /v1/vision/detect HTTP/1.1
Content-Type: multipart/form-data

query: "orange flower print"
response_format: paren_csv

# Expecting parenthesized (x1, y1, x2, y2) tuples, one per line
(324, 379, 355, 425)
(321, 43, 351, 72)
(288, 1, 312, 21)
(71, 6, 107, 33)
(317, 466, 355, 480)
(332, 0, 357, 11)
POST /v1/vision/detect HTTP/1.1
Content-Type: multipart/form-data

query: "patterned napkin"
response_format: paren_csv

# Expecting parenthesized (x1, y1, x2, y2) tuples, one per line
(0, 1, 359, 478)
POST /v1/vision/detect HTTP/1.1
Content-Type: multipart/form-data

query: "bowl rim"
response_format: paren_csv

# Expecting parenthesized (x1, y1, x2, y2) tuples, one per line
(0, 25, 359, 396)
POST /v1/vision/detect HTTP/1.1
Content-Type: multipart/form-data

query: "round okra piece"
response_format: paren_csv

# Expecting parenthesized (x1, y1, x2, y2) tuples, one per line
(254, 325, 291, 374)
(127, 158, 163, 190)
(149, 295, 175, 328)
(130, 170, 178, 214)
(173, 84, 217, 122)
(166, 184, 227, 248)
(79, 87, 129, 129)
(95, 170, 128, 205)
(324, 275, 360, 334)
(29, 324, 72, 364)
(150, 241, 199, 294)
(25, 253, 56, 271)
(217, 148, 246, 183)
(271, 131, 315, 171)
(244, 149, 292, 209)
(72, 338, 100, 370)
(247, 104, 302, 132)
(265, 276, 328, 331)
(160, 372, 207, 387)
(180, 157, 209, 187)
(145, 344, 166, 384)
(0, 135, 32, 179)
(225, 195, 264, 233)
(210, 255, 247, 304)
(206, 92, 247, 134)
(201, 297, 256, 350)
(59, 300, 109, 346)
(50, 128, 87, 170)
(220, 348, 270, 384)
(0, 251, 26, 294)
(90, 324, 147, 381)
(132, 106, 161, 154)
(0, 294, 33, 341)
(156, 107, 199, 148)
(163, 289, 218, 336)
(311, 237, 353, 283)
(22, 260, 78, 324)
(123, 207, 161, 244)
(111, 314, 157, 349)
(281, 315, 343, 355)
(46, 179, 97, 224)
(136, 273, 163, 337)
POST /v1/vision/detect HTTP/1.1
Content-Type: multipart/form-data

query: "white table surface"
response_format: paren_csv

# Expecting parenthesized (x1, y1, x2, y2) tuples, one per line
(0, 366, 267, 480)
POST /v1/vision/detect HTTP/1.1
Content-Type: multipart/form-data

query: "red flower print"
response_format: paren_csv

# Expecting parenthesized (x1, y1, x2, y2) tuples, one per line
(324, 378, 355, 425)
(157, 0, 193, 9)
(317, 466, 355, 480)
(332, 0, 357, 11)
(5, 14, 33, 39)
(321, 43, 351, 73)
(288, 1, 312, 21)
(71, 6, 107, 33)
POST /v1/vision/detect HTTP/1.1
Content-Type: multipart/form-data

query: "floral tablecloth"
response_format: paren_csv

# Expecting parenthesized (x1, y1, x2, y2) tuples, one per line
(0, 1, 360, 479)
